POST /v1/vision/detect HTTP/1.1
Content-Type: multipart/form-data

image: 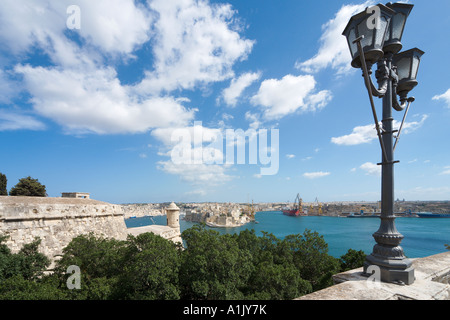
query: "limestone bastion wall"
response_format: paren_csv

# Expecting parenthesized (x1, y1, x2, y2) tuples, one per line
(0, 196, 129, 262)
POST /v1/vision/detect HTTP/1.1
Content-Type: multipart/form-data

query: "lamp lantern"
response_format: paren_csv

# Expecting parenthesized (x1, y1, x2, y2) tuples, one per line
(393, 48, 425, 97)
(383, 3, 414, 54)
(342, 4, 395, 68)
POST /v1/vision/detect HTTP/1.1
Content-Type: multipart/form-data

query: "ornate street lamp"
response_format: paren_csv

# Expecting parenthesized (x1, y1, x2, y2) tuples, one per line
(342, 2, 424, 285)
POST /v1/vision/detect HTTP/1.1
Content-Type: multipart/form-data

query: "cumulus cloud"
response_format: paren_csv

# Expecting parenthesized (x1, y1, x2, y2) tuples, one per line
(251, 74, 332, 120)
(151, 123, 234, 188)
(303, 171, 330, 179)
(331, 115, 428, 146)
(220, 72, 261, 106)
(432, 89, 450, 108)
(15, 65, 195, 134)
(157, 160, 233, 186)
(295, 1, 372, 74)
(360, 162, 381, 177)
(135, 0, 254, 95)
(0, 0, 254, 136)
(0, 0, 152, 60)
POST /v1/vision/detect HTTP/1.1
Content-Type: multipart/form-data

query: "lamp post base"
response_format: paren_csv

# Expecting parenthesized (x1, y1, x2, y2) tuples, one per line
(364, 253, 415, 285)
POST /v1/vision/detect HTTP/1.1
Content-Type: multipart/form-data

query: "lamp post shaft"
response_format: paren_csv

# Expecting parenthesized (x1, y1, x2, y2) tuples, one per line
(363, 54, 415, 285)
(381, 54, 395, 219)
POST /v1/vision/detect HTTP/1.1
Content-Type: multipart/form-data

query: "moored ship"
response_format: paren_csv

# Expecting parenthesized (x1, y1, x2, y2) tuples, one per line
(417, 212, 450, 218)
(282, 193, 304, 217)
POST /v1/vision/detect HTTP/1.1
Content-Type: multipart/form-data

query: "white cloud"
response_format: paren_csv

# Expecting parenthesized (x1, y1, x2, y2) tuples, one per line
(295, 1, 372, 74)
(432, 89, 450, 108)
(331, 123, 378, 146)
(360, 162, 381, 177)
(0, 0, 152, 60)
(151, 124, 223, 148)
(151, 123, 234, 190)
(15, 65, 195, 134)
(0, 0, 253, 136)
(286, 154, 295, 159)
(220, 72, 261, 106)
(439, 166, 450, 176)
(0, 70, 18, 104)
(157, 160, 233, 186)
(251, 74, 332, 120)
(303, 171, 331, 179)
(331, 115, 428, 146)
(135, 0, 254, 95)
(75, 0, 152, 55)
(0, 110, 46, 131)
(245, 112, 261, 130)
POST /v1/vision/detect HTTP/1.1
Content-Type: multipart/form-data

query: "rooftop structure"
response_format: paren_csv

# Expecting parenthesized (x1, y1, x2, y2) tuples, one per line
(61, 192, 90, 199)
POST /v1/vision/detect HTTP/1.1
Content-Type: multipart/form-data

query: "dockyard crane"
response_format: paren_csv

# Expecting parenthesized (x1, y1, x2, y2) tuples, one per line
(311, 197, 323, 215)
(294, 193, 304, 214)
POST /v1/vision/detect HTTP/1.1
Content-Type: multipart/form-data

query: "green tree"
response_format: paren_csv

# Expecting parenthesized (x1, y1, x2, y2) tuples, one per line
(53, 233, 127, 300)
(287, 230, 340, 291)
(339, 249, 367, 272)
(0, 172, 7, 196)
(116, 232, 182, 300)
(0, 236, 50, 282)
(9, 176, 47, 197)
(445, 244, 449, 250)
(180, 224, 253, 300)
(0, 236, 59, 300)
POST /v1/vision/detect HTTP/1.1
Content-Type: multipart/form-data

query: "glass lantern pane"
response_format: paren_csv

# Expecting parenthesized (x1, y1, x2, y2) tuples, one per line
(348, 28, 358, 58)
(391, 13, 406, 40)
(411, 56, 419, 79)
(396, 57, 411, 81)
(375, 17, 388, 47)
(357, 21, 373, 49)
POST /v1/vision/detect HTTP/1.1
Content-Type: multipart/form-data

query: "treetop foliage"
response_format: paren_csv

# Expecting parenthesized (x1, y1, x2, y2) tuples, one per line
(9, 176, 47, 197)
(0, 226, 366, 300)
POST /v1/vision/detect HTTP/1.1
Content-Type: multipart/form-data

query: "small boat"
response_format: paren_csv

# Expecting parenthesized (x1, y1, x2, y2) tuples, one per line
(347, 213, 379, 218)
(417, 212, 450, 218)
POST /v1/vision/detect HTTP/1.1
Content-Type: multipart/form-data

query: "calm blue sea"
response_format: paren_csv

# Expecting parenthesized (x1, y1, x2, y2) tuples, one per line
(124, 211, 450, 259)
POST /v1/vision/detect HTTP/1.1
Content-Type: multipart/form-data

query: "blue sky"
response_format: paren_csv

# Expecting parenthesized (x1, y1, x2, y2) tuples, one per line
(0, 0, 449, 204)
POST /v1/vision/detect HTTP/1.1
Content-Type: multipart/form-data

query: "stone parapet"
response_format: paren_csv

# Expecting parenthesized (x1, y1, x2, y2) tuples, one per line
(0, 196, 128, 262)
(127, 225, 182, 244)
(296, 251, 450, 300)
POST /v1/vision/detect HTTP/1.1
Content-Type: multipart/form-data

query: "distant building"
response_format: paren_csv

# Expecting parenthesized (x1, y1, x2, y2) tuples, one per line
(61, 192, 90, 199)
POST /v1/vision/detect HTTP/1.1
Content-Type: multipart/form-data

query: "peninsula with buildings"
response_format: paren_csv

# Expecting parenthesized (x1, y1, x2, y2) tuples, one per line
(122, 198, 450, 224)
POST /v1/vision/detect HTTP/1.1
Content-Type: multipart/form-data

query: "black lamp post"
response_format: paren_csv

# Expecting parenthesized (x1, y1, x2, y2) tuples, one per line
(342, 2, 424, 285)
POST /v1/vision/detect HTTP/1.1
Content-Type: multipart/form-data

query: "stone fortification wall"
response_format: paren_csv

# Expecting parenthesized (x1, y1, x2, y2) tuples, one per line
(0, 196, 128, 262)
(121, 203, 164, 219)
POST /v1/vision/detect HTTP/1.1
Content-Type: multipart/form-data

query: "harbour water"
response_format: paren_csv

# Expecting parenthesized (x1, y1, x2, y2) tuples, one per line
(125, 211, 450, 259)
